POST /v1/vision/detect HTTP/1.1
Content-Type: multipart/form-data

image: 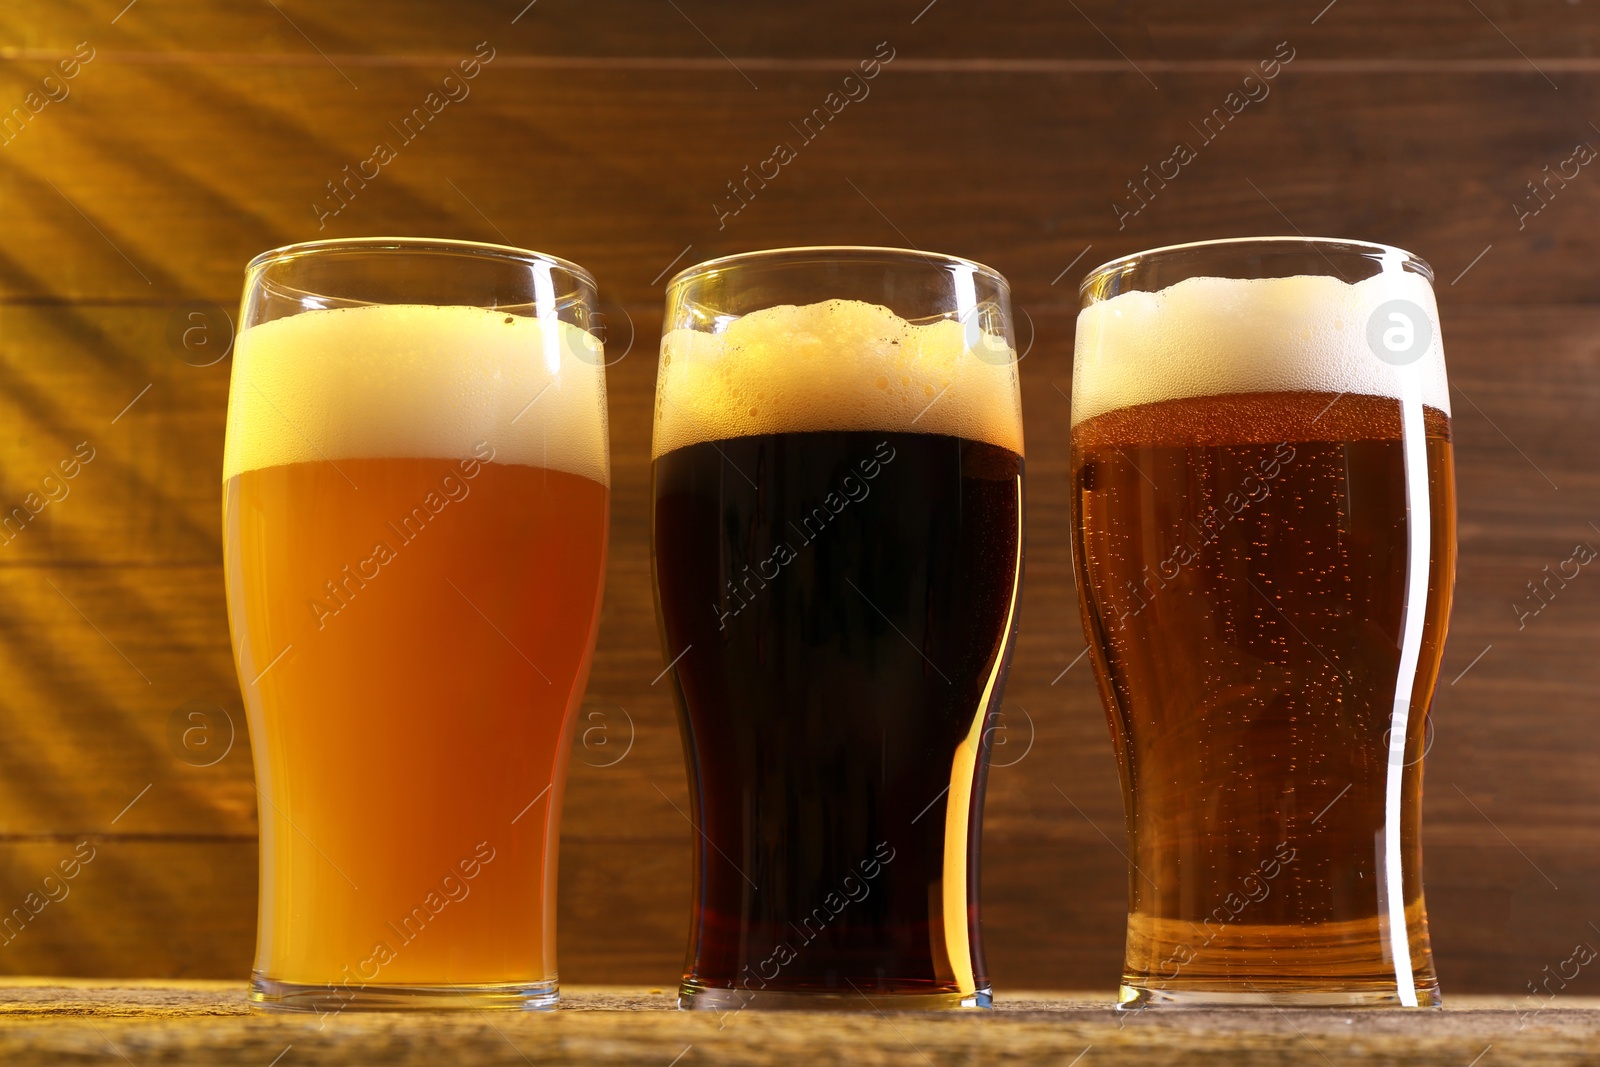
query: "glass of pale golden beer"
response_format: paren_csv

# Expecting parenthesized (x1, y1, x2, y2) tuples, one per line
(653, 247, 1025, 1011)
(1072, 237, 1454, 1007)
(224, 238, 609, 1012)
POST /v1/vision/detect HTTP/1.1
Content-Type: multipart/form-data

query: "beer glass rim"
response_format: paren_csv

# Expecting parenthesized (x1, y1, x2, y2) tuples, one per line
(244, 236, 597, 288)
(666, 245, 1009, 295)
(1078, 236, 1434, 299)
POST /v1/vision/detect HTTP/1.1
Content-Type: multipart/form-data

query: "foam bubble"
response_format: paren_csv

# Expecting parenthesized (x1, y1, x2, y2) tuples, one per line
(223, 303, 609, 485)
(1072, 272, 1450, 426)
(653, 298, 1024, 458)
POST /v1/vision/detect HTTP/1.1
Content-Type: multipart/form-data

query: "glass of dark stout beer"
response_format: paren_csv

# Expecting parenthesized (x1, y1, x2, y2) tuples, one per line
(652, 247, 1026, 1011)
(1072, 237, 1455, 1008)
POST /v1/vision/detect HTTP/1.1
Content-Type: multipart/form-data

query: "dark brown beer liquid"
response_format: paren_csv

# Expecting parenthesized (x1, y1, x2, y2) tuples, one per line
(653, 429, 1023, 1002)
(1071, 391, 1454, 1005)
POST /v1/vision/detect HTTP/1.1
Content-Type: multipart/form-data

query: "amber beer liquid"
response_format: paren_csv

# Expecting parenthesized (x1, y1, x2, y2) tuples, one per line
(223, 303, 608, 1008)
(1071, 268, 1454, 1007)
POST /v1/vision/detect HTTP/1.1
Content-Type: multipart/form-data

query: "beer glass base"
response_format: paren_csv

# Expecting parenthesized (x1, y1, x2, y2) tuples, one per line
(249, 975, 560, 1013)
(678, 983, 993, 1012)
(1117, 983, 1442, 1010)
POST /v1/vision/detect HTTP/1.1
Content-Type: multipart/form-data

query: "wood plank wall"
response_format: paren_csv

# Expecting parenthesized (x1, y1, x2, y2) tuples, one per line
(0, 0, 1596, 994)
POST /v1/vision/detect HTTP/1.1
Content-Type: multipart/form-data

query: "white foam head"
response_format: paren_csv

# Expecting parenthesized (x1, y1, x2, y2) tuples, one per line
(224, 303, 609, 484)
(1072, 271, 1450, 426)
(653, 298, 1024, 458)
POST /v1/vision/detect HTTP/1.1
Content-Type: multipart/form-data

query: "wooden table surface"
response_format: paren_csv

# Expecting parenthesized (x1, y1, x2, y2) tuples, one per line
(0, 980, 1596, 1066)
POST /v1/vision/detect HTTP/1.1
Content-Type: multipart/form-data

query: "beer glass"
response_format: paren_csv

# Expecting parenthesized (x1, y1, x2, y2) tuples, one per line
(1071, 237, 1455, 1007)
(652, 247, 1025, 1010)
(224, 238, 610, 1011)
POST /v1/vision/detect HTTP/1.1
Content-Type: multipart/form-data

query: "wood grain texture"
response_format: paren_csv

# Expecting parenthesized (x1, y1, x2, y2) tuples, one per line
(0, 0, 1596, 996)
(5, 1, 1600, 60)
(1, 982, 1599, 1066)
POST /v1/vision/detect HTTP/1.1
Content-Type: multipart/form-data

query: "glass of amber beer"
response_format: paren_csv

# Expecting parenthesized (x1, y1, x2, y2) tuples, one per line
(652, 247, 1025, 1011)
(224, 238, 609, 1011)
(1072, 237, 1455, 1007)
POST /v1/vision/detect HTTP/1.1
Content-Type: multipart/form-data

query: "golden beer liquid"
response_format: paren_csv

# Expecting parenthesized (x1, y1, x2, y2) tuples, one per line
(224, 456, 607, 988)
(1071, 391, 1454, 1002)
